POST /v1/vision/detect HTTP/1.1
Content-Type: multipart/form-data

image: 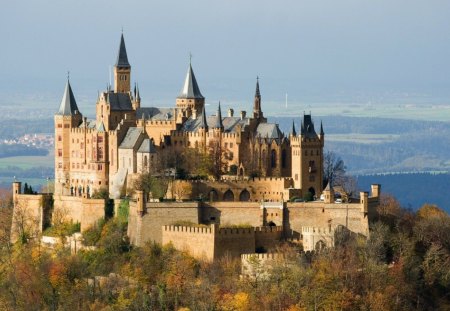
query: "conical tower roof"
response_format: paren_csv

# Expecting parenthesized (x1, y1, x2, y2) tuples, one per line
(199, 105, 208, 130)
(212, 102, 223, 129)
(178, 62, 204, 99)
(56, 79, 80, 116)
(291, 120, 297, 136)
(115, 33, 130, 68)
(255, 77, 261, 98)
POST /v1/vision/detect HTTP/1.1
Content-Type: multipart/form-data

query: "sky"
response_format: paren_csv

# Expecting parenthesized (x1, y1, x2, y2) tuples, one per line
(2, 0, 450, 114)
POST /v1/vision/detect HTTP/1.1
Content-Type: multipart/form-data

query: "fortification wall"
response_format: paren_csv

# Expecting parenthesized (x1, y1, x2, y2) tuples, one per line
(201, 202, 262, 227)
(162, 225, 215, 261)
(254, 226, 283, 251)
(11, 194, 52, 242)
(214, 227, 255, 259)
(128, 201, 200, 246)
(53, 195, 105, 231)
(286, 202, 369, 239)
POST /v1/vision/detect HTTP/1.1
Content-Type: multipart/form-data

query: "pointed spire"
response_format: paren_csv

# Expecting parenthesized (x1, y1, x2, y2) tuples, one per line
(57, 78, 80, 116)
(255, 76, 261, 98)
(320, 121, 324, 136)
(178, 61, 204, 99)
(136, 83, 141, 101)
(199, 105, 208, 130)
(291, 120, 297, 136)
(115, 33, 130, 68)
(134, 83, 137, 98)
(212, 102, 223, 129)
(300, 120, 304, 135)
(97, 120, 105, 132)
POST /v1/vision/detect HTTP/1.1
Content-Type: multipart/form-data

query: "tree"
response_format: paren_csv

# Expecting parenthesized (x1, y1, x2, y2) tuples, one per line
(323, 151, 346, 187)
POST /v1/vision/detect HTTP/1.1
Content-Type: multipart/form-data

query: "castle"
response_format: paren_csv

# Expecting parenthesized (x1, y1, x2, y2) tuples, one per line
(12, 34, 381, 260)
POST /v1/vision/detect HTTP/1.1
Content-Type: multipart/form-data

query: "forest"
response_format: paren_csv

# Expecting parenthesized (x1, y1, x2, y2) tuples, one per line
(0, 191, 449, 310)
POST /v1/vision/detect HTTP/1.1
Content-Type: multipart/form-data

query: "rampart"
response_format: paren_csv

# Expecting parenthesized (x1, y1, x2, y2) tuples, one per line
(161, 225, 282, 261)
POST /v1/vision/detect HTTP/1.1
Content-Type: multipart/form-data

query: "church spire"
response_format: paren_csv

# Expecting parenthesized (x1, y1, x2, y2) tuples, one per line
(115, 33, 130, 68)
(56, 78, 80, 116)
(253, 76, 263, 119)
(320, 121, 324, 136)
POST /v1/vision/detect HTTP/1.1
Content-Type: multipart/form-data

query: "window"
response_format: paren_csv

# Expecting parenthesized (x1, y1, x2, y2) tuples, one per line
(58, 162, 62, 169)
(58, 135, 62, 142)
(295, 174, 298, 180)
(58, 149, 62, 157)
(230, 143, 233, 148)
(97, 136, 103, 143)
(64, 124, 69, 128)
(271, 149, 277, 168)
(98, 164, 102, 171)
(57, 124, 62, 128)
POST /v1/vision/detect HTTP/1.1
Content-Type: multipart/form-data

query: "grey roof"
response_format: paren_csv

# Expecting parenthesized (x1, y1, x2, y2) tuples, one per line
(291, 120, 297, 136)
(255, 77, 261, 98)
(119, 127, 142, 149)
(107, 92, 133, 111)
(56, 80, 80, 116)
(324, 182, 332, 191)
(136, 107, 174, 121)
(301, 114, 318, 139)
(79, 119, 96, 129)
(320, 121, 324, 136)
(177, 63, 204, 99)
(115, 34, 130, 68)
(138, 138, 156, 153)
(256, 123, 283, 140)
(199, 105, 208, 129)
(182, 114, 249, 133)
(212, 102, 223, 129)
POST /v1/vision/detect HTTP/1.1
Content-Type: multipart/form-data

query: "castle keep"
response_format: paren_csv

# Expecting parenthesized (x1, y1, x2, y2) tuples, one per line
(12, 34, 380, 259)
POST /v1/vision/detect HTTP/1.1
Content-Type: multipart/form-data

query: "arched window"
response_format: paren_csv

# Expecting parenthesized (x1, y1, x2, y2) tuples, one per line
(239, 189, 250, 201)
(271, 149, 277, 168)
(223, 189, 234, 201)
(144, 155, 148, 168)
(209, 189, 218, 202)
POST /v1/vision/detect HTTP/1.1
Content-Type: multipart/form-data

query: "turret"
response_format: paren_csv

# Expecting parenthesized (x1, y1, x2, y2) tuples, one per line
(114, 33, 131, 93)
(212, 102, 223, 131)
(252, 77, 266, 121)
(176, 59, 205, 115)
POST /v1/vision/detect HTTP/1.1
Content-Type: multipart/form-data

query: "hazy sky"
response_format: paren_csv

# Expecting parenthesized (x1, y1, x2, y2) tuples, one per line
(2, 0, 450, 111)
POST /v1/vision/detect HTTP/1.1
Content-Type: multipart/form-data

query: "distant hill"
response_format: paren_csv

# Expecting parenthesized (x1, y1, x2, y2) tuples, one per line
(357, 173, 450, 212)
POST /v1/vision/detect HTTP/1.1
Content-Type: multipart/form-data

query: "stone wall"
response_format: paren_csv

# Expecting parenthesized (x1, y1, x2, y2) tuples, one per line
(53, 195, 105, 231)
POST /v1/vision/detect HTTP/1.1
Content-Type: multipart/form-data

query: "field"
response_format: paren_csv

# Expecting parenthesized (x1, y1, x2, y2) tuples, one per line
(0, 151, 54, 169)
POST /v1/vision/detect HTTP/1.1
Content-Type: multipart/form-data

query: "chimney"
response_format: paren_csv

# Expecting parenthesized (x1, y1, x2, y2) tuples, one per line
(240, 110, 246, 120)
(228, 108, 234, 117)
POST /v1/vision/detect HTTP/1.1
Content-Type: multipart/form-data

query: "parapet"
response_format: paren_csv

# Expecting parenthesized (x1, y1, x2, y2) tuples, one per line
(163, 225, 214, 234)
(241, 253, 283, 260)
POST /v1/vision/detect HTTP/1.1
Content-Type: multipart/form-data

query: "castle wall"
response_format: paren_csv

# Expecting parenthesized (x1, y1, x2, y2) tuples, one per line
(214, 227, 255, 259)
(201, 202, 262, 226)
(128, 201, 200, 246)
(53, 195, 105, 231)
(11, 193, 52, 242)
(162, 225, 215, 260)
(254, 226, 283, 251)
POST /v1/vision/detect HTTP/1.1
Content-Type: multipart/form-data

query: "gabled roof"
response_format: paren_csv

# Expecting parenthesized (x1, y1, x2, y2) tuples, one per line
(56, 80, 80, 116)
(136, 107, 175, 121)
(256, 123, 283, 140)
(119, 127, 142, 149)
(115, 33, 130, 68)
(107, 92, 133, 111)
(177, 63, 204, 99)
(138, 138, 157, 154)
(97, 121, 105, 132)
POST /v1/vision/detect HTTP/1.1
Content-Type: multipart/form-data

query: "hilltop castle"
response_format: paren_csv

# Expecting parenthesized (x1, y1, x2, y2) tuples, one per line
(54, 34, 324, 201)
(12, 34, 381, 259)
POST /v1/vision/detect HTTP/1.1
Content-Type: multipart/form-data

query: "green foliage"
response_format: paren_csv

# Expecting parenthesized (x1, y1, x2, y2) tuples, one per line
(303, 191, 314, 202)
(134, 172, 168, 199)
(82, 219, 106, 246)
(229, 164, 238, 175)
(42, 221, 80, 237)
(170, 220, 207, 227)
(220, 223, 253, 229)
(117, 198, 129, 224)
(91, 187, 109, 199)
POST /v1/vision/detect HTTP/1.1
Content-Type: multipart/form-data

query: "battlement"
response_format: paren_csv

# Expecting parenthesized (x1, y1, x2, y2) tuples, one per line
(301, 226, 333, 234)
(163, 225, 213, 234)
(254, 226, 283, 233)
(241, 253, 283, 260)
(70, 127, 96, 134)
(218, 227, 253, 235)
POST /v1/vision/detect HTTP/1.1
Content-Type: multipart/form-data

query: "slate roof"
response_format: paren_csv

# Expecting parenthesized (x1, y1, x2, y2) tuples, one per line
(136, 107, 174, 121)
(119, 127, 142, 149)
(182, 115, 249, 133)
(256, 123, 283, 140)
(177, 63, 204, 99)
(301, 114, 318, 139)
(107, 92, 133, 111)
(115, 33, 130, 68)
(138, 138, 157, 154)
(56, 80, 80, 116)
(212, 103, 223, 129)
(79, 119, 96, 129)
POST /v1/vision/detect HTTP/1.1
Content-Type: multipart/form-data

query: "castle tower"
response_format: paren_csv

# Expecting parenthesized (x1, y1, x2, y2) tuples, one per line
(176, 60, 205, 116)
(322, 182, 334, 203)
(132, 83, 141, 110)
(198, 105, 209, 149)
(114, 33, 131, 93)
(212, 102, 224, 132)
(253, 77, 267, 122)
(290, 114, 324, 197)
(54, 79, 82, 195)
